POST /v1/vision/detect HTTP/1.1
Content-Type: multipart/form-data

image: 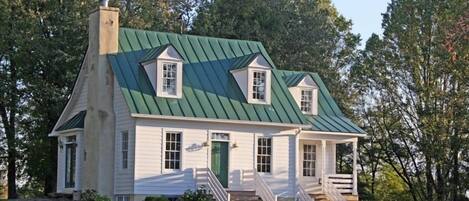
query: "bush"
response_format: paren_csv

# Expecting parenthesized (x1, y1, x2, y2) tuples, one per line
(144, 196, 169, 201)
(178, 188, 213, 201)
(80, 189, 111, 201)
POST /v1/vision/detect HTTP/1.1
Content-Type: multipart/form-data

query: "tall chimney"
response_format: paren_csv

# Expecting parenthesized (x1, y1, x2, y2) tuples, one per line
(82, 3, 118, 197)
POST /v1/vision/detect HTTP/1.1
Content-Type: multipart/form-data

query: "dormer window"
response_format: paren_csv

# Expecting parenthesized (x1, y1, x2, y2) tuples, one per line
(252, 71, 266, 101)
(162, 63, 177, 96)
(285, 73, 318, 115)
(231, 53, 273, 105)
(140, 44, 184, 98)
(300, 90, 313, 113)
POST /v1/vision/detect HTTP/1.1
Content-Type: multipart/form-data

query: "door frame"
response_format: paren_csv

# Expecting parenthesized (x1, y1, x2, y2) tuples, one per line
(207, 130, 232, 188)
(299, 140, 319, 183)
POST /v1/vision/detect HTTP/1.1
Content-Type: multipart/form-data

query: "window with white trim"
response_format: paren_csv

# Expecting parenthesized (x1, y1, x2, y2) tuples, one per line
(164, 132, 181, 170)
(257, 137, 272, 173)
(121, 131, 128, 169)
(162, 63, 177, 96)
(303, 144, 316, 176)
(301, 90, 313, 113)
(116, 195, 130, 201)
(252, 71, 266, 101)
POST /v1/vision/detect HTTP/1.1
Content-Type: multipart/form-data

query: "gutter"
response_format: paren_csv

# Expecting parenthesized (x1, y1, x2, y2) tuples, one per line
(131, 113, 312, 129)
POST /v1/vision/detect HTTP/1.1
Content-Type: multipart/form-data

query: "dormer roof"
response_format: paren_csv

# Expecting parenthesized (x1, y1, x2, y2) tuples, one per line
(230, 52, 273, 70)
(139, 43, 184, 64)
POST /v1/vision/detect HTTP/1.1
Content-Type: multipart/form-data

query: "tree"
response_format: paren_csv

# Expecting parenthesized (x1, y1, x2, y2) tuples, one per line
(191, 0, 360, 114)
(351, 0, 469, 200)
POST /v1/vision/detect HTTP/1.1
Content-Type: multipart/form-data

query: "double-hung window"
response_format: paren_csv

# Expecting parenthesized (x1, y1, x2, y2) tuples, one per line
(257, 137, 272, 173)
(121, 131, 129, 169)
(303, 144, 316, 176)
(252, 71, 266, 101)
(162, 63, 177, 96)
(65, 136, 76, 188)
(164, 132, 181, 170)
(301, 90, 313, 113)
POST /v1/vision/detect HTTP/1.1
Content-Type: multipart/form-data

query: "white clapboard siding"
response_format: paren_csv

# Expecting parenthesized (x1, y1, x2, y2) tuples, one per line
(261, 135, 295, 197)
(133, 118, 297, 196)
(114, 78, 135, 194)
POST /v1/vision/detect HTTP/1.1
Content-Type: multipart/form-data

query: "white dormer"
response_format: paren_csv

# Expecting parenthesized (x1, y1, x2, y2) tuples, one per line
(286, 74, 319, 115)
(230, 53, 272, 105)
(140, 44, 184, 98)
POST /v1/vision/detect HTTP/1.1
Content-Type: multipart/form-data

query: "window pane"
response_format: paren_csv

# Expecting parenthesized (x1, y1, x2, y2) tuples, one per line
(252, 71, 266, 101)
(257, 137, 272, 173)
(162, 63, 177, 95)
(303, 144, 316, 176)
(164, 132, 182, 170)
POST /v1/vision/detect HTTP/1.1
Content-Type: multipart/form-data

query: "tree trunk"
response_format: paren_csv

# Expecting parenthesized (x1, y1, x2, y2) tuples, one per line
(5, 126, 17, 199)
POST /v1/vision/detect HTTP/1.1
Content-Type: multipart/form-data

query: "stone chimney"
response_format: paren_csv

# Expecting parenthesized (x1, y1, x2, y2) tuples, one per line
(82, 3, 119, 197)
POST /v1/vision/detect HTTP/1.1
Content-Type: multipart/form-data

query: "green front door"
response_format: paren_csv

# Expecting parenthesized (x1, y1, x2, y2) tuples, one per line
(211, 141, 229, 188)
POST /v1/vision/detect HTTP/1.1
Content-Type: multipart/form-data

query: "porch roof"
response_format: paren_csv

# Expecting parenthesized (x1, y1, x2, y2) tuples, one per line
(55, 110, 86, 132)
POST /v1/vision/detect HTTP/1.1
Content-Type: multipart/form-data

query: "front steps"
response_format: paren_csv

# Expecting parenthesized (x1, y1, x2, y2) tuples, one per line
(310, 193, 359, 201)
(228, 191, 261, 201)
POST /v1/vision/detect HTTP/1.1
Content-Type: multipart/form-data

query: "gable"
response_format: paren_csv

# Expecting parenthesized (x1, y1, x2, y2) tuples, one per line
(108, 28, 308, 126)
(50, 53, 89, 135)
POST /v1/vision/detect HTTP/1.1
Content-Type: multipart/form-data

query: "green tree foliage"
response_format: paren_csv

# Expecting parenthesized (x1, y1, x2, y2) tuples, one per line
(352, 0, 469, 200)
(192, 0, 360, 113)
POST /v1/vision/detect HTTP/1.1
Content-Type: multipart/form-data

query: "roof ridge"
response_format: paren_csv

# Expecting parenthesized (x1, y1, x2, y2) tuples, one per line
(120, 27, 264, 44)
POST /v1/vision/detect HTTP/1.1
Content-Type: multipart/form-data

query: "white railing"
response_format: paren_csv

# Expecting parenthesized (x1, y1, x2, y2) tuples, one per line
(195, 168, 230, 201)
(326, 174, 353, 194)
(323, 174, 351, 201)
(254, 170, 278, 201)
(295, 183, 314, 201)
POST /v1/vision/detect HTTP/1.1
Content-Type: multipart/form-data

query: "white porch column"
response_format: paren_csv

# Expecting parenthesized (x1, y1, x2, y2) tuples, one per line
(294, 134, 300, 193)
(321, 140, 326, 192)
(352, 138, 358, 195)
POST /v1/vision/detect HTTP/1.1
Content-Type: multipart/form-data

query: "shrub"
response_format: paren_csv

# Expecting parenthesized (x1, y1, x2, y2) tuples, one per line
(144, 196, 169, 201)
(80, 189, 111, 201)
(178, 188, 213, 201)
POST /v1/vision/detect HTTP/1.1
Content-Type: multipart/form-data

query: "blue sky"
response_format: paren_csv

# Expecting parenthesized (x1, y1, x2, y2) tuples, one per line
(331, 0, 391, 48)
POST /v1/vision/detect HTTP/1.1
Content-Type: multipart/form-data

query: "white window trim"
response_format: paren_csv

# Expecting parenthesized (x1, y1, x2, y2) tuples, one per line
(300, 89, 314, 114)
(161, 128, 184, 174)
(255, 134, 273, 174)
(247, 68, 271, 105)
(115, 195, 130, 201)
(302, 144, 316, 177)
(156, 58, 183, 99)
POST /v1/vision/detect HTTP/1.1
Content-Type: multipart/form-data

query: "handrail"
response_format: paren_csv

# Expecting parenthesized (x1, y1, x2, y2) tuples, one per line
(323, 176, 347, 201)
(195, 168, 230, 201)
(254, 170, 278, 201)
(295, 183, 314, 201)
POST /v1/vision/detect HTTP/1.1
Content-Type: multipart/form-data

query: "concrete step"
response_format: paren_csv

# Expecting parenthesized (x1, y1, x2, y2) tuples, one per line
(228, 191, 261, 201)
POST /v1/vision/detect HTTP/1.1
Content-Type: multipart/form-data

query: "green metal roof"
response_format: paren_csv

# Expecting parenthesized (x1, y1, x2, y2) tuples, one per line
(107, 28, 364, 133)
(283, 72, 308, 87)
(108, 28, 308, 126)
(279, 70, 365, 133)
(56, 110, 86, 131)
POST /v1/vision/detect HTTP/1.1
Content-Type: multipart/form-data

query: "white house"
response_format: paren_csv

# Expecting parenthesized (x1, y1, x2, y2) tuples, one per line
(49, 3, 365, 201)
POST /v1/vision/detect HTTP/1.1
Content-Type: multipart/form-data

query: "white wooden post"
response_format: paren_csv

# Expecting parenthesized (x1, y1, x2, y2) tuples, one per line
(321, 140, 326, 193)
(352, 138, 358, 195)
(295, 134, 300, 193)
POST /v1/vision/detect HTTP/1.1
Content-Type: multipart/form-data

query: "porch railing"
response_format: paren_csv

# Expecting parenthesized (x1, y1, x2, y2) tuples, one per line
(323, 174, 350, 201)
(254, 170, 278, 201)
(195, 168, 230, 201)
(295, 183, 314, 201)
(325, 174, 353, 194)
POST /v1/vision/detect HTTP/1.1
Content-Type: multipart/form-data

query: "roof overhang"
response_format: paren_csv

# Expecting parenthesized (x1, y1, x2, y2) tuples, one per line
(49, 128, 84, 137)
(131, 113, 311, 129)
(301, 130, 367, 137)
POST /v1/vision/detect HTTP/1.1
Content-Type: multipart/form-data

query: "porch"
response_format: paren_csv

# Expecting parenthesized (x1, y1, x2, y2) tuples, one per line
(296, 132, 359, 201)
